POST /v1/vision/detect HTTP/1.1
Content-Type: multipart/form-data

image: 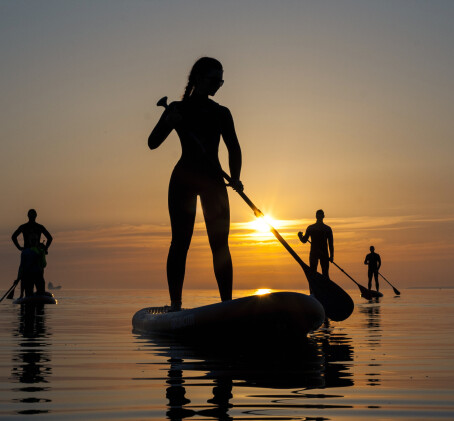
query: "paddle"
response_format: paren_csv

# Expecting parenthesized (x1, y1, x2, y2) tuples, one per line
(298, 236, 378, 300)
(156, 96, 354, 321)
(0, 280, 19, 303)
(379, 272, 400, 295)
(331, 261, 381, 300)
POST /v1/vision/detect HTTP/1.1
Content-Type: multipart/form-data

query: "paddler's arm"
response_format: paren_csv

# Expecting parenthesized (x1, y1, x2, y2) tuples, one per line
(328, 228, 334, 262)
(42, 226, 53, 252)
(220, 107, 243, 192)
(11, 227, 24, 251)
(148, 103, 179, 150)
(377, 254, 381, 270)
(298, 227, 310, 244)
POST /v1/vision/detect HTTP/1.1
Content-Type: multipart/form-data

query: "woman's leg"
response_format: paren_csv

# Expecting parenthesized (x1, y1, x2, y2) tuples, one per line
(167, 170, 197, 308)
(201, 181, 232, 302)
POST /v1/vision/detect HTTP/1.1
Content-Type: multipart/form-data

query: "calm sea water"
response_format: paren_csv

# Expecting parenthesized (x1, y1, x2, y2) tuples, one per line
(0, 287, 453, 420)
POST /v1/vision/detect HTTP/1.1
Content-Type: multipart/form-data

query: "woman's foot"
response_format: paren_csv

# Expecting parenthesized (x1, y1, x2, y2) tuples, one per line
(169, 301, 182, 312)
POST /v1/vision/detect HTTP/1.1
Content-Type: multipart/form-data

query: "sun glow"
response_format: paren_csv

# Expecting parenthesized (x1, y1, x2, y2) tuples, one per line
(249, 215, 277, 232)
(254, 288, 273, 295)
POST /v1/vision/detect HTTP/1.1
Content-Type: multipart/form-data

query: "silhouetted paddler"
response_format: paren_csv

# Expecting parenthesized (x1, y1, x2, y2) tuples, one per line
(298, 209, 334, 278)
(148, 57, 243, 311)
(364, 246, 381, 291)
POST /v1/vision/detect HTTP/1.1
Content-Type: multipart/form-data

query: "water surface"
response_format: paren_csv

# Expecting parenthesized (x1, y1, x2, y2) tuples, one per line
(0, 288, 453, 420)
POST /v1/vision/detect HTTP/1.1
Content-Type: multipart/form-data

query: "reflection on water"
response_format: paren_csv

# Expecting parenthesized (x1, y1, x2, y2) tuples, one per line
(359, 298, 382, 387)
(10, 304, 52, 415)
(1, 288, 453, 420)
(135, 326, 354, 420)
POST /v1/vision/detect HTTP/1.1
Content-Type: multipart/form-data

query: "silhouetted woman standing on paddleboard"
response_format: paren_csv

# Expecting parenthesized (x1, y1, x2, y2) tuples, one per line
(148, 57, 243, 311)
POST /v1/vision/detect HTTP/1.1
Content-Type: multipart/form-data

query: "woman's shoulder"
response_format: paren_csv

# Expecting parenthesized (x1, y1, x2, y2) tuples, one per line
(208, 100, 232, 118)
(213, 99, 228, 108)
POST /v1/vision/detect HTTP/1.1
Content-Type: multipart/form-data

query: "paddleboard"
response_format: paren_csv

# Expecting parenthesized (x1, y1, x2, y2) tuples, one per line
(132, 291, 325, 338)
(362, 290, 383, 299)
(13, 292, 57, 305)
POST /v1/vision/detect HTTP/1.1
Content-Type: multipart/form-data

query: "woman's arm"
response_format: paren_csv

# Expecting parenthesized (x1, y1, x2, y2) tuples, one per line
(148, 106, 175, 150)
(220, 107, 242, 189)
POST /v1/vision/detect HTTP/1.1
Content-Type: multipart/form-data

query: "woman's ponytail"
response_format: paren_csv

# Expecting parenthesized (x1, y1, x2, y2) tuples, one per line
(182, 57, 223, 102)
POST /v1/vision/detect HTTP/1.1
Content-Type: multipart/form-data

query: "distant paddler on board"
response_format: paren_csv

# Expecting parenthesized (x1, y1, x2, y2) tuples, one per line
(10, 209, 53, 300)
(364, 246, 381, 292)
(298, 209, 334, 278)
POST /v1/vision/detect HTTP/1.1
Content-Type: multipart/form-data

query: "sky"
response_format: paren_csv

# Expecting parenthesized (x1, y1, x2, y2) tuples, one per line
(1, 0, 453, 293)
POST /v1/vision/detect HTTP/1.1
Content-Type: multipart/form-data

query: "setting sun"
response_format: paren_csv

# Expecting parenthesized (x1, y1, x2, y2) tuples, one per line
(254, 289, 273, 295)
(249, 215, 278, 233)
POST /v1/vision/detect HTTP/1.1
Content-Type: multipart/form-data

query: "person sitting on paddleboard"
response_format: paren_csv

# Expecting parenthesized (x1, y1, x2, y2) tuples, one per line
(298, 209, 334, 277)
(148, 57, 243, 312)
(364, 246, 381, 292)
(12, 209, 52, 297)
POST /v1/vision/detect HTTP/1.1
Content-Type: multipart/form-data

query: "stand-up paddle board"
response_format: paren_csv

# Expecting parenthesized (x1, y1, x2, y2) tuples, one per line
(13, 292, 57, 305)
(133, 291, 325, 338)
(363, 290, 383, 299)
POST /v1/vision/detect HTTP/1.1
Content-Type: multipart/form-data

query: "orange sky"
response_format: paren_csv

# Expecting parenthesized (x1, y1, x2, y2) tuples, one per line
(1, 1, 453, 292)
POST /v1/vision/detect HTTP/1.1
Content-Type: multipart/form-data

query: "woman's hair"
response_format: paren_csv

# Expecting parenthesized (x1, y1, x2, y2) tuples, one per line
(182, 57, 223, 101)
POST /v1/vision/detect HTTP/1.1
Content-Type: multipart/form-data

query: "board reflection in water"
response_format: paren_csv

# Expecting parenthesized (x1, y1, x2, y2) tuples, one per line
(134, 326, 354, 420)
(10, 304, 52, 415)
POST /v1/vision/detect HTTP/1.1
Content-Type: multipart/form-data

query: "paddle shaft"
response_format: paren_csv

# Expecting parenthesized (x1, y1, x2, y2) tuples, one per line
(226, 178, 311, 272)
(331, 261, 362, 287)
(158, 97, 311, 273)
(379, 272, 400, 295)
(0, 281, 17, 303)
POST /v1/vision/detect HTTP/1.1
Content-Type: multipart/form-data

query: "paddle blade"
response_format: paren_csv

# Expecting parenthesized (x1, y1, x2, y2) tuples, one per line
(6, 288, 15, 299)
(305, 268, 354, 322)
(379, 273, 401, 295)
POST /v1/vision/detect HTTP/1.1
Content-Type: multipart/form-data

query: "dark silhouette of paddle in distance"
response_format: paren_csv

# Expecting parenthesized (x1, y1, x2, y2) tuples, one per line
(379, 272, 400, 295)
(157, 96, 354, 322)
(331, 261, 381, 299)
(6, 281, 18, 300)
